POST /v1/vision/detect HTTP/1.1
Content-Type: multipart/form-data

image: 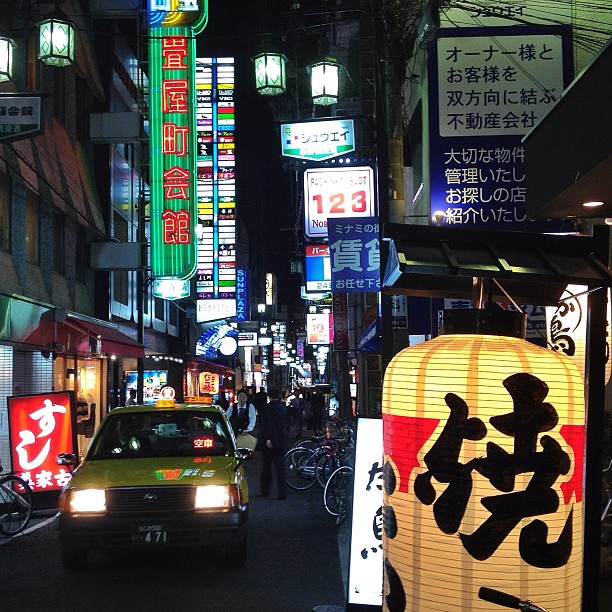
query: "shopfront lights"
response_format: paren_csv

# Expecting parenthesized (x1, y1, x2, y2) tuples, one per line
(0, 36, 15, 82)
(37, 11, 75, 67)
(253, 51, 287, 96)
(308, 57, 340, 106)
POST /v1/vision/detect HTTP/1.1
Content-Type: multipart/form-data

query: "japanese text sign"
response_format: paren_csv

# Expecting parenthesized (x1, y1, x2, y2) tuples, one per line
(428, 26, 572, 229)
(149, 29, 198, 279)
(8, 391, 75, 493)
(328, 217, 380, 293)
(382, 334, 584, 611)
(0, 96, 42, 142)
(347, 417, 383, 607)
(199, 371, 219, 395)
(281, 118, 355, 161)
(305, 244, 331, 293)
(303, 166, 375, 238)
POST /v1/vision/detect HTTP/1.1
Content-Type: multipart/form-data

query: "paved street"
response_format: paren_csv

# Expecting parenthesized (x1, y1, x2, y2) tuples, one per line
(0, 447, 347, 612)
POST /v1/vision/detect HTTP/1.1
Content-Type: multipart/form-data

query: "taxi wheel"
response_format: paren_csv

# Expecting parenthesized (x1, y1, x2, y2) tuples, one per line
(61, 546, 89, 571)
(225, 535, 247, 566)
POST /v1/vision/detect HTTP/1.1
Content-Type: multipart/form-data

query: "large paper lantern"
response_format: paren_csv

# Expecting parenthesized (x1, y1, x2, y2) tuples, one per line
(382, 310, 584, 611)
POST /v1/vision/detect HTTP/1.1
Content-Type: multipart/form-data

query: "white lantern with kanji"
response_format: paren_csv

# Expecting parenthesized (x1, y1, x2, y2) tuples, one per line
(382, 309, 584, 611)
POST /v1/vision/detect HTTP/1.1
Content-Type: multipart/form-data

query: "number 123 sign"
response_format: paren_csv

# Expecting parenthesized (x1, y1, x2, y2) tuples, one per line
(304, 166, 375, 238)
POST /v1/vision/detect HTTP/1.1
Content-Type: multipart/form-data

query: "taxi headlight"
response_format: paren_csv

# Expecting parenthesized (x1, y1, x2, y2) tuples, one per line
(194, 485, 239, 510)
(66, 489, 107, 513)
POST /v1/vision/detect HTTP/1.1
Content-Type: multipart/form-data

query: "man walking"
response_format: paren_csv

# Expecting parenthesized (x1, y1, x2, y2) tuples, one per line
(259, 385, 289, 500)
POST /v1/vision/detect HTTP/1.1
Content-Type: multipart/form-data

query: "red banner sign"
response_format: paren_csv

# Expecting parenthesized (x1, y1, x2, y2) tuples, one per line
(8, 391, 76, 493)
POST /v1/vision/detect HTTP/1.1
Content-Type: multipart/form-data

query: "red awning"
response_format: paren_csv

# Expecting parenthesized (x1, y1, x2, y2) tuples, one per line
(66, 316, 145, 359)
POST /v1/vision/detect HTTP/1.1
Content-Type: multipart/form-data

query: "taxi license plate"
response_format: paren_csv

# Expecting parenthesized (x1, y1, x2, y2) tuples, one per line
(132, 524, 167, 544)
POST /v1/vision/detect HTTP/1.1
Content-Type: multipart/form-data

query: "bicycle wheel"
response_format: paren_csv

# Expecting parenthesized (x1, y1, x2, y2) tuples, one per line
(323, 466, 353, 517)
(0, 475, 33, 536)
(316, 454, 342, 489)
(290, 436, 323, 453)
(285, 447, 318, 491)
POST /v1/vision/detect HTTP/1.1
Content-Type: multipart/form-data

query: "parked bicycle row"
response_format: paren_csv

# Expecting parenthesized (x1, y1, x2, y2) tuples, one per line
(284, 419, 356, 526)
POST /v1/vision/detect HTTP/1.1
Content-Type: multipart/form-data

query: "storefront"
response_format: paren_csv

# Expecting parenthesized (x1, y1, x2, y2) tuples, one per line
(0, 294, 144, 465)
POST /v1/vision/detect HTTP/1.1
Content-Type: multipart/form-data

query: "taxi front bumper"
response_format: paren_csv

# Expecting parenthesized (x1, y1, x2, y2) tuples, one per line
(58, 507, 248, 550)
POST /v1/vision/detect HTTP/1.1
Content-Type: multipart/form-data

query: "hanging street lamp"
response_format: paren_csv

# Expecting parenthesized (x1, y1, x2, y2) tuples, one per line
(37, 10, 75, 67)
(253, 51, 288, 96)
(308, 56, 340, 106)
(0, 36, 15, 82)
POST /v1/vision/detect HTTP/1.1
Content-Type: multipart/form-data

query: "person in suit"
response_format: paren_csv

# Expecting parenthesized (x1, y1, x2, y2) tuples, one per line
(259, 385, 289, 500)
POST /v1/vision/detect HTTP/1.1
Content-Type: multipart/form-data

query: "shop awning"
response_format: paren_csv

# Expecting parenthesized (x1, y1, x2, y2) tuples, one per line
(382, 223, 612, 306)
(188, 357, 235, 377)
(65, 315, 145, 359)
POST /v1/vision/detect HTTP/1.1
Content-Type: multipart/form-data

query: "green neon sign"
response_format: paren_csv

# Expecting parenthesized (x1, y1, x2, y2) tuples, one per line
(149, 27, 198, 280)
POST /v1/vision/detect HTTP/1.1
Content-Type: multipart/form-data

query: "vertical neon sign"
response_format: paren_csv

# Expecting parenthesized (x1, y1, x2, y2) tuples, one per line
(195, 57, 237, 323)
(148, 1, 208, 279)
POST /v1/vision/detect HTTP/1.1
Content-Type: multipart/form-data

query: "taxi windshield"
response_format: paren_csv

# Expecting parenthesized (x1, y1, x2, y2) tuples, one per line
(87, 410, 233, 460)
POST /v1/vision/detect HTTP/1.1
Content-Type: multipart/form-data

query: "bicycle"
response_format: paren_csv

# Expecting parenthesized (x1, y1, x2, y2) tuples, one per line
(323, 464, 353, 527)
(285, 446, 320, 490)
(0, 466, 33, 536)
(478, 587, 548, 611)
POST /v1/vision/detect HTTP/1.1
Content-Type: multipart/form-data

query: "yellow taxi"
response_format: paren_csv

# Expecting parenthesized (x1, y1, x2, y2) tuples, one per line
(57, 396, 252, 570)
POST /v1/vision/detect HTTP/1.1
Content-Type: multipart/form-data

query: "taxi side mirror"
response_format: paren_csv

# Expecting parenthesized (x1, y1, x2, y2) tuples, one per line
(57, 452, 79, 467)
(235, 448, 254, 462)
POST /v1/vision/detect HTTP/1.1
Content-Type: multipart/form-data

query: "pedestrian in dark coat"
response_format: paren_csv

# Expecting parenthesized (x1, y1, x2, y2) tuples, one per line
(259, 385, 289, 500)
(311, 388, 325, 434)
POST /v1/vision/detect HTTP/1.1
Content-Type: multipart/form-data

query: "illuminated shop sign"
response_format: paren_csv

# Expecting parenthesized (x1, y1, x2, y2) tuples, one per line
(153, 278, 191, 299)
(238, 332, 258, 347)
(305, 244, 331, 293)
(148, 0, 208, 28)
(306, 313, 333, 345)
(328, 216, 380, 293)
(126, 370, 168, 405)
(280, 118, 355, 161)
(428, 26, 572, 229)
(149, 30, 197, 279)
(195, 57, 237, 322)
(304, 166, 376, 238)
(236, 268, 248, 321)
(8, 391, 75, 493)
(347, 417, 383, 607)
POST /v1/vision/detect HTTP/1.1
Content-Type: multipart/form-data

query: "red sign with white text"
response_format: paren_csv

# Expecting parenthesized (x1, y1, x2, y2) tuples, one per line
(8, 391, 76, 493)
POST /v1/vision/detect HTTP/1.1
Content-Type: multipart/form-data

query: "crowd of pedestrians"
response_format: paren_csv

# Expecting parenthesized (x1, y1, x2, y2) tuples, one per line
(220, 385, 339, 501)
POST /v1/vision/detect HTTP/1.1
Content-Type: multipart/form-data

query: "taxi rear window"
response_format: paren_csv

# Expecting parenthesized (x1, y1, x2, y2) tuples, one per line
(87, 411, 232, 459)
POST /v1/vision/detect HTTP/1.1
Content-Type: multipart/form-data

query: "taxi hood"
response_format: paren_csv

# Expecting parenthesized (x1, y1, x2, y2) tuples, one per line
(68, 455, 240, 489)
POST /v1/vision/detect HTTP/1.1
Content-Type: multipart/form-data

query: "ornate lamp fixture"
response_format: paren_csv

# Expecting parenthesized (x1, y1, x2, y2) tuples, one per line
(308, 56, 340, 106)
(253, 51, 288, 96)
(0, 36, 15, 82)
(37, 9, 75, 67)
